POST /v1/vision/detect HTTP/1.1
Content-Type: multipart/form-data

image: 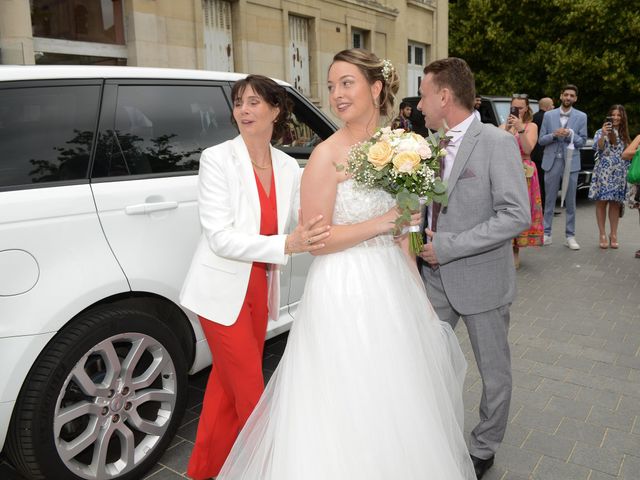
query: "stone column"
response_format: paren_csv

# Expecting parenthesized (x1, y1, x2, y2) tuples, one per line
(0, 0, 35, 64)
(434, 0, 448, 59)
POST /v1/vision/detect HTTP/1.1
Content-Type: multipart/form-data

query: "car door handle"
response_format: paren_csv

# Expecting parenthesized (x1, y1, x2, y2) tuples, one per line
(125, 201, 178, 215)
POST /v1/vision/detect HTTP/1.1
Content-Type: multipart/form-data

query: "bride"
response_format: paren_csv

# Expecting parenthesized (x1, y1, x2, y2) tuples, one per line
(218, 49, 476, 479)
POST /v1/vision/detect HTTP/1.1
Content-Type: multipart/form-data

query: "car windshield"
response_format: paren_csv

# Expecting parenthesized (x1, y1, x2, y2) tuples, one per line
(494, 99, 539, 125)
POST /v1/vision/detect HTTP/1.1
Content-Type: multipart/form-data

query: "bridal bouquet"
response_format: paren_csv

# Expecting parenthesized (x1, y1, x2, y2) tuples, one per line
(346, 127, 449, 254)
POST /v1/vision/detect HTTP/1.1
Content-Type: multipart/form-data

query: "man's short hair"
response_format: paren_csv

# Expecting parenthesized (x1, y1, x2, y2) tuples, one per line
(423, 57, 476, 110)
(561, 84, 578, 95)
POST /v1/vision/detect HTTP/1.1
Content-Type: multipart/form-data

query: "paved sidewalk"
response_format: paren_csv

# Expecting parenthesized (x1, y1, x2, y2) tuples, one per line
(469, 198, 640, 480)
(2, 197, 639, 479)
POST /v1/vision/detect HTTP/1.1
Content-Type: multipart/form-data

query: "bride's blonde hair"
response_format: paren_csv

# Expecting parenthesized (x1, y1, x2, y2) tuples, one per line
(330, 49, 400, 117)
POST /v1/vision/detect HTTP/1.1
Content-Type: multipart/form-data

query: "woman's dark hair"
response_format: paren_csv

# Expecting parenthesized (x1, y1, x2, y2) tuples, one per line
(231, 74, 293, 141)
(608, 104, 631, 146)
(330, 48, 399, 117)
(511, 96, 533, 123)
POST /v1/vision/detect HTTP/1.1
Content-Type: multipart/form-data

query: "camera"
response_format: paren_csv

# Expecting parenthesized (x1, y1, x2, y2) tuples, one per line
(605, 116, 614, 124)
(510, 106, 520, 117)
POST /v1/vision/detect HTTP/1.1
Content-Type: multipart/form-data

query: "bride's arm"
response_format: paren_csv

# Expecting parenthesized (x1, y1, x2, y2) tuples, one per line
(301, 141, 398, 255)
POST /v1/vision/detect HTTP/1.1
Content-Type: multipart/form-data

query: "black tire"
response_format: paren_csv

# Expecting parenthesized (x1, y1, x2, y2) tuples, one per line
(5, 306, 188, 480)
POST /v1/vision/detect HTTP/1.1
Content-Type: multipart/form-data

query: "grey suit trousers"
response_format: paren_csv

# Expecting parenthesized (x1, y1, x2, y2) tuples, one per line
(422, 266, 512, 459)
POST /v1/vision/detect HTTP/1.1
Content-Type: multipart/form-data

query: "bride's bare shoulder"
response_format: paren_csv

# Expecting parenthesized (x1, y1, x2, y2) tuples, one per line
(308, 130, 350, 166)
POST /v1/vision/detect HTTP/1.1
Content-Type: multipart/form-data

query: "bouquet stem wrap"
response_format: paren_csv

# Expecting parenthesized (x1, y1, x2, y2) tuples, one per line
(399, 194, 426, 254)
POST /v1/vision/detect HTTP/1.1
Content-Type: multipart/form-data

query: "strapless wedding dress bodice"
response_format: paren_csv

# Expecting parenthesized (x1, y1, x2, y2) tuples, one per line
(333, 179, 395, 247)
(219, 181, 475, 479)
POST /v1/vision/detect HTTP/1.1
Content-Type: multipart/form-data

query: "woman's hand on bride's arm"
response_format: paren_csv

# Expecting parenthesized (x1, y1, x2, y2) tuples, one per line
(285, 211, 331, 254)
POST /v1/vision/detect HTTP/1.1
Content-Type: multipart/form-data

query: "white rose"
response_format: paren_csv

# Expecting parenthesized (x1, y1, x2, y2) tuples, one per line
(417, 144, 432, 159)
(396, 137, 420, 153)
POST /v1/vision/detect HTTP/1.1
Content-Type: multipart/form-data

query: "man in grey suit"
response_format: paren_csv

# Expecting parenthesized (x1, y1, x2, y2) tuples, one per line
(538, 84, 588, 250)
(416, 58, 530, 479)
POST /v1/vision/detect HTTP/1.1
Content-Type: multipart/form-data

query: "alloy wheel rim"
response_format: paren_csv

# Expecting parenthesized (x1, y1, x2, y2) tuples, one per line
(53, 332, 177, 479)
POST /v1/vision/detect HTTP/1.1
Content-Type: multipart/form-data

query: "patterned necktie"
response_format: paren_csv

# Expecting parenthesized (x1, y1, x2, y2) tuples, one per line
(431, 135, 456, 232)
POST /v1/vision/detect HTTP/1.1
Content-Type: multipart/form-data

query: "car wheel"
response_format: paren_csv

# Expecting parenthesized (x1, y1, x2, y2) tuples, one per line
(6, 306, 188, 480)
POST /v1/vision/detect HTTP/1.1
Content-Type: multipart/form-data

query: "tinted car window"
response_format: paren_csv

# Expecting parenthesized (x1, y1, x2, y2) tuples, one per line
(482, 99, 540, 126)
(478, 101, 497, 125)
(0, 84, 100, 188)
(399, 97, 429, 137)
(275, 92, 336, 166)
(94, 84, 236, 177)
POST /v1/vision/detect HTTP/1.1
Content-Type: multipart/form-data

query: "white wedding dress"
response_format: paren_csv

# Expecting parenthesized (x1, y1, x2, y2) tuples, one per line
(218, 179, 476, 479)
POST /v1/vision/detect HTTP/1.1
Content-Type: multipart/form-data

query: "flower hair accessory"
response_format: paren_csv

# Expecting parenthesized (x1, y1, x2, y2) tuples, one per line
(381, 59, 394, 83)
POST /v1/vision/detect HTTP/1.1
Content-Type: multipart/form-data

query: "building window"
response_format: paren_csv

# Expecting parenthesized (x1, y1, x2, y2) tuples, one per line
(74, 5, 89, 35)
(31, 0, 125, 45)
(352, 30, 363, 49)
(34, 52, 126, 66)
(351, 28, 370, 50)
(202, 0, 234, 72)
(288, 15, 310, 96)
(407, 41, 430, 97)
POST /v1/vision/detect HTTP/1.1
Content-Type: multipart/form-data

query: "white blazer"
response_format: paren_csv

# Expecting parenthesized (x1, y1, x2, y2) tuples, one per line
(180, 135, 301, 325)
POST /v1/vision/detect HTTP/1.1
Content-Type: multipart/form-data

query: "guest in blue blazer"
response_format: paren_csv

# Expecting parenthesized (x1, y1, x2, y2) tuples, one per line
(538, 84, 588, 250)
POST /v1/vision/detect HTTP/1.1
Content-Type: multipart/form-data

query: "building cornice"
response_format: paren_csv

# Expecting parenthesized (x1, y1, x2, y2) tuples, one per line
(327, 0, 399, 18)
(407, 0, 435, 12)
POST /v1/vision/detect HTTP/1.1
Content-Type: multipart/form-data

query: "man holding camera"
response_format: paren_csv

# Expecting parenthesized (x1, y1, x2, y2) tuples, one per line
(538, 84, 588, 250)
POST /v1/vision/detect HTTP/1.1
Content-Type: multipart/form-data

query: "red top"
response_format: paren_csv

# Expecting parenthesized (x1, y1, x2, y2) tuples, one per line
(253, 170, 278, 268)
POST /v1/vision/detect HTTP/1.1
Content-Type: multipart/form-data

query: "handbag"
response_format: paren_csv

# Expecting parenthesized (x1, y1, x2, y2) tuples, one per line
(627, 147, 640, 184)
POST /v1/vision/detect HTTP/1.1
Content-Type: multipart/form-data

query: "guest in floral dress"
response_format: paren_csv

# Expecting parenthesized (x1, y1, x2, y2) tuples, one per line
(622, 133, 640, 258)
(500, 94, 544, 268)
(588, 105, 631, 249)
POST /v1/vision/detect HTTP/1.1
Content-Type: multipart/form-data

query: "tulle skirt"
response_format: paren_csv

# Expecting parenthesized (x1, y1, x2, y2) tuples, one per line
(219, 243, 476, 479)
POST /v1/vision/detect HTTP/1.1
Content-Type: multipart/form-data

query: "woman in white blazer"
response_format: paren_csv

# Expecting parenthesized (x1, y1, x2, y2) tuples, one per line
(180, 75, 329, 480)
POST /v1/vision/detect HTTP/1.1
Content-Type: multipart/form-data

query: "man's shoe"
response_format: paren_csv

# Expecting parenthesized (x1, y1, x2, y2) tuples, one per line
(543, 235, 552, 246)
(565, 237, 580, 250)
(471, 454, 495, 479)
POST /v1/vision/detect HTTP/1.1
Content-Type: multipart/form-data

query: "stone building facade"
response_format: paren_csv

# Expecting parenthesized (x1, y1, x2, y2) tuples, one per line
(0, 0, 447, 109)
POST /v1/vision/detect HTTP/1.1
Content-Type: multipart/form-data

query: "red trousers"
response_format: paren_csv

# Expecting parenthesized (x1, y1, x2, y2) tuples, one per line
(187, 264, 269, 479)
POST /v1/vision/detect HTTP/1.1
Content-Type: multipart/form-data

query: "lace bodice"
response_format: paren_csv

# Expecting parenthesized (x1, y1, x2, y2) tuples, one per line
(333, 179, 396, 248)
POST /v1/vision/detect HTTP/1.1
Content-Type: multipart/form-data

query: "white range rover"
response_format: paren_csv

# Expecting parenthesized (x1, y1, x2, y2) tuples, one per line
(0, 65, 335, 480)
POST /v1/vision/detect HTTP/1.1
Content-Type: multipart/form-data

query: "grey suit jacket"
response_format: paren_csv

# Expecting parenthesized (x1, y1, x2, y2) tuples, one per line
(538, 107, 588, 172)
(427, 119, 531, 315)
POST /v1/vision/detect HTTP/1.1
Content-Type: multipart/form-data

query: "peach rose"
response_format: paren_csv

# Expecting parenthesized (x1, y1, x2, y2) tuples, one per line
(392, 151, 421, 173)
(367, 141, 394, 170)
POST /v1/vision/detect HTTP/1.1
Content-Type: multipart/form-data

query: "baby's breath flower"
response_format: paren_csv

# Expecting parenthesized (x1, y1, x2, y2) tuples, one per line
(381, 59, 394, 83)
